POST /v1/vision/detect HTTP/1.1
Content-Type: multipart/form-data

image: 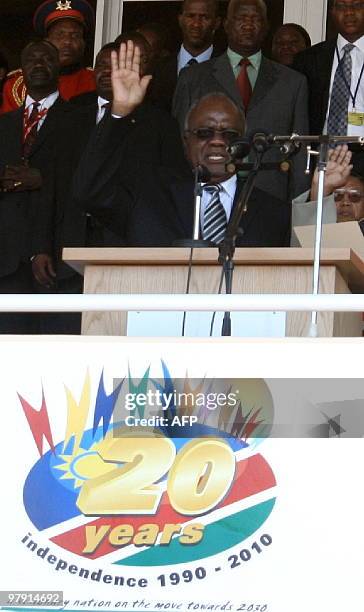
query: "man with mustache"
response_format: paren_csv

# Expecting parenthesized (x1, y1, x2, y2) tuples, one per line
(73, 41, 290, 248)
(173, 0, 310, 202)
(0, 40, 66, 333)
(0, 0, 95, 114)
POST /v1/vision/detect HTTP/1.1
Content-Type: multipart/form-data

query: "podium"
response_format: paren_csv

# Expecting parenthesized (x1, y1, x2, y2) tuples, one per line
(62, 247, 364, 337)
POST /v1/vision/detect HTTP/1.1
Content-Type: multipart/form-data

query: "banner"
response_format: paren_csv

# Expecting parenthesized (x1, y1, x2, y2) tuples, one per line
(0, 338, 363, 612)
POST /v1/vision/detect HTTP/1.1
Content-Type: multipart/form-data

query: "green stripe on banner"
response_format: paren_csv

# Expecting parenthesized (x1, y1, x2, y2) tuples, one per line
(117, 497, 276, 567)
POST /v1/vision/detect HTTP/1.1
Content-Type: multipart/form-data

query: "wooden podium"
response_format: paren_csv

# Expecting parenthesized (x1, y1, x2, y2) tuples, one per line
(63, 247, 364, 337)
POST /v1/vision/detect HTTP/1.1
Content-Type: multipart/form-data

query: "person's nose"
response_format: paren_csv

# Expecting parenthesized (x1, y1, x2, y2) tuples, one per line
(191, 15, 203, 28)
(208, 131, 227, 146)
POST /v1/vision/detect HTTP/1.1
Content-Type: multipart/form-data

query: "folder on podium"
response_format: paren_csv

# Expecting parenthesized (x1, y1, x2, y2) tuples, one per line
(294, 220, 364, 255)
(63, 247, 364, 338)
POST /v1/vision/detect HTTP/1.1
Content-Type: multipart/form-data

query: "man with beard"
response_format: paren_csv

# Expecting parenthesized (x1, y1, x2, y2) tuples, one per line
(0, 40, 66, 333)
(0, 0, 95, 114)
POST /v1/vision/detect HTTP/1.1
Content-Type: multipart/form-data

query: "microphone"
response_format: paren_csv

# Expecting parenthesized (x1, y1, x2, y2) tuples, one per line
(227, 130, 272, 160)
(227, 137, 251, 160)
(251, 131, 272, 153)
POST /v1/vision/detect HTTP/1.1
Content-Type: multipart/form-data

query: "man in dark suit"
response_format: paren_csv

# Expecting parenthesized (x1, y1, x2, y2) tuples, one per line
(73, 41, 290, 248)
(293, 0, 364, 141)
(0, 40, 67, 334)
(173, 0, 310, 202)
(149, 0, 221, 112)
(32, 39, 188, 333)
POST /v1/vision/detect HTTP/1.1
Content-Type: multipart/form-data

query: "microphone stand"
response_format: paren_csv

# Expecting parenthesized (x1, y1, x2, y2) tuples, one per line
(173, 165, 213, 247)
(218, 148, 266, 336)
(283, 133, 363, 337)
(306, 135, 330, 337)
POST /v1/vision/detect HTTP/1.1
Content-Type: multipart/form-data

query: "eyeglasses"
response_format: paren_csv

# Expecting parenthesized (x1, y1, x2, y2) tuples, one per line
(185, 128, 241, 144)
(333, 188, 364, 203)
(333, 2, 364, 11)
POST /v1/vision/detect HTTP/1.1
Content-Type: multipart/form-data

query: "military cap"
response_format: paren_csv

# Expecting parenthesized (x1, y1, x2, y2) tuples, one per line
(33, 0, 95, 36)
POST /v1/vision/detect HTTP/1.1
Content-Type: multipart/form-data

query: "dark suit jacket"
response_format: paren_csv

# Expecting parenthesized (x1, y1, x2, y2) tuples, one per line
(35, 95, 189, 275)
(0, 98, 68, 278)
(150, 47, 220, 113)
(173, 52, 310, 202)
(293, 38, 337, 135)
(73, 115, 291, 247)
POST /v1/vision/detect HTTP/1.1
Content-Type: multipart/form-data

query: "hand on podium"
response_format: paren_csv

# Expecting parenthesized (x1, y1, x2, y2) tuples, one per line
(111, 40, 153, 118)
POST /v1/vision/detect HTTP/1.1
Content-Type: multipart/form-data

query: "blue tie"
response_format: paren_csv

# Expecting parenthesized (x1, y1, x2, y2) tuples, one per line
(202, 185, 227, 244)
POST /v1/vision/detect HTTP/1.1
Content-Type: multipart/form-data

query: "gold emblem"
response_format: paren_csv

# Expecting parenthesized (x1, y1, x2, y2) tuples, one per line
(56, 1, 72, 11)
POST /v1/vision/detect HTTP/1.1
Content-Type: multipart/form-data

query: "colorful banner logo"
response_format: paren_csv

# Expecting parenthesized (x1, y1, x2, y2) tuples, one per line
(20, 362, 277, 569)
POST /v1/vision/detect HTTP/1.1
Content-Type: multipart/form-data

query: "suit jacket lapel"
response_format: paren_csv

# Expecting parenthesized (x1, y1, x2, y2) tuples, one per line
(212, 53, 242, 109)
(319, 39, 336, 117)
(30, 98, 65, 155)
(249, 56, 278, 110)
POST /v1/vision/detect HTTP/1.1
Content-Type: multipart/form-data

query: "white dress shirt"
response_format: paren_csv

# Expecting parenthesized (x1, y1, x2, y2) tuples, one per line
(200, 174, 237, 231)
(97, 95, 110, 124)
(177, 44, 213, 74)
(324, 33, 364, 136)
(24, 90, 59, 130)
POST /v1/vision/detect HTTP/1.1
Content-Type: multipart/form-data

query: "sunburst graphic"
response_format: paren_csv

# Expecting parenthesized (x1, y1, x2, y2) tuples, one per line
(54, 447, 116, 489)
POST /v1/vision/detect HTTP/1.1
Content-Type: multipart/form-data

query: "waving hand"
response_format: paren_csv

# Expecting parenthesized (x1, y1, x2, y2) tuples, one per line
(111, 40, 152, 117)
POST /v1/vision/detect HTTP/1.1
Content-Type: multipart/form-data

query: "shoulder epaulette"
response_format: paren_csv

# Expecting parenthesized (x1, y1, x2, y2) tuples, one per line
(7, 68, 22, 77)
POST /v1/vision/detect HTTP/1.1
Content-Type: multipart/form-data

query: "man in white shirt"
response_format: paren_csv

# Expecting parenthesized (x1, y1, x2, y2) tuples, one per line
(149, 0, 221, 111)
(294, 0, 364, 140)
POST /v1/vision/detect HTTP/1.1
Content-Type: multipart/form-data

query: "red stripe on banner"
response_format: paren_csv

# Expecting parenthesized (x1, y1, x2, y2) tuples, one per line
(50, 453, 276, 559)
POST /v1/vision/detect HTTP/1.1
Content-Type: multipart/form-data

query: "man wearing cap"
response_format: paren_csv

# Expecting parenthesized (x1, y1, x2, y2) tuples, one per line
(0, 0, 95, 114)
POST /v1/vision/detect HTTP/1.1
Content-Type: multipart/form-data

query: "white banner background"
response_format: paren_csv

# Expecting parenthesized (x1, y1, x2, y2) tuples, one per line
(0, 338, 363, 612)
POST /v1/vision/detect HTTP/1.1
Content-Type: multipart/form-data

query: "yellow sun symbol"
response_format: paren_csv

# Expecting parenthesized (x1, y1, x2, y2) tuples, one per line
(54, 447, 116, 489)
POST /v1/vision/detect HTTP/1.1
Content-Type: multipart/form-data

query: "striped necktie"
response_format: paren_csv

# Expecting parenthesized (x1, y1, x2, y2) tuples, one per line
(22, 102, 40, 159)
(202, 184, 227, 244)
(327, 43, 355, 136)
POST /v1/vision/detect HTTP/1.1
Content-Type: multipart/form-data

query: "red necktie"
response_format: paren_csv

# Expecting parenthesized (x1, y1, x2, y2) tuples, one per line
(236, 58, 252, 112)
(22, 102, 41, 159)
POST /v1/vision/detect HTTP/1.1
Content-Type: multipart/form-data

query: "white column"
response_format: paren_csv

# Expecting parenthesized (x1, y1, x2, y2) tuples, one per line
(94, 0, 124, 60)
(283, 0, 328, 45)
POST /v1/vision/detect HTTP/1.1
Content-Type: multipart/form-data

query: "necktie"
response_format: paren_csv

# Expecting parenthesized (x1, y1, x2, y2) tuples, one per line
(23, 102, 43, 159)
(359, 219, 364, 236)
(236, 58, 252, 112)
(202, 184, 227, 244)
(327, 43, 355, 136)
(187, 58, 198, 67)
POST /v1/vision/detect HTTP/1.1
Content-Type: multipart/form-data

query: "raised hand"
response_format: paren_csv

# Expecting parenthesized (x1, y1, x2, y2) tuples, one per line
(310, 144, 353, 200)
(111, 40, 152, 117)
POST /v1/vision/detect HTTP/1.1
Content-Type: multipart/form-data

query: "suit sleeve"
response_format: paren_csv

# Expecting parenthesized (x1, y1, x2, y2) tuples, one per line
(159, 115, 189, 171)
(72, 113, 141, 234)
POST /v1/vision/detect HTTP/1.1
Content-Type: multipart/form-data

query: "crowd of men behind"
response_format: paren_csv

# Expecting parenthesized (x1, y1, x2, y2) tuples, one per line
(0, 0, 363, 335)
